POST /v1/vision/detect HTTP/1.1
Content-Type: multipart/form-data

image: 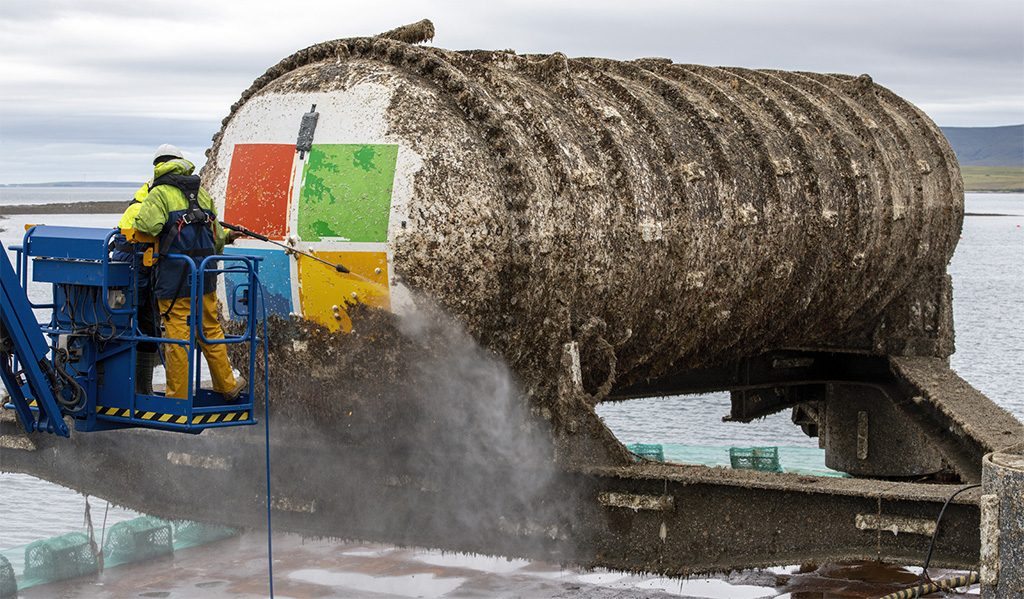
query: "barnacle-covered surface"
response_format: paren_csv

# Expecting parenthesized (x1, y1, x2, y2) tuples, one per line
(203, 29, 962, 426)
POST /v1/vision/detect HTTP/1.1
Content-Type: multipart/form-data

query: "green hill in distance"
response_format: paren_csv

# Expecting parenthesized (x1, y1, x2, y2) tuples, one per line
(959, 166, 1024, 192)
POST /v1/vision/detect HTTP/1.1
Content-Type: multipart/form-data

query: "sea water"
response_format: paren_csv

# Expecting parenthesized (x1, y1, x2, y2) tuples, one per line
(0, 190, 1021, 587)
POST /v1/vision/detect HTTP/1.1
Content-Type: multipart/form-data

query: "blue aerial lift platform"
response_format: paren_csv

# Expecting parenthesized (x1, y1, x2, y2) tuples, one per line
(1, 225, 264, 436)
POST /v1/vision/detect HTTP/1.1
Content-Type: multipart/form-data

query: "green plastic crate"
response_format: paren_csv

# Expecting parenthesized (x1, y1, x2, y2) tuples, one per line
(104, 517, 173, 563)
(23, 532, 98, 583)
(0, 553, 16, 598)
(626, 443, 665, 462)
(729, 446, 783, 473)
(172, 520, 239, 548)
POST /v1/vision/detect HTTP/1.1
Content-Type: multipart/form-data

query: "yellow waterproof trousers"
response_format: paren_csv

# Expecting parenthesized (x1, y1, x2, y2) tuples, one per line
(157, 292, 237, 399)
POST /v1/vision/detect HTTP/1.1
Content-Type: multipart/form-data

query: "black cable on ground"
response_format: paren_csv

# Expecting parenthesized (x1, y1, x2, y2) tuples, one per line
(876, 482, 982, 599)
(914, 482, 981, 598)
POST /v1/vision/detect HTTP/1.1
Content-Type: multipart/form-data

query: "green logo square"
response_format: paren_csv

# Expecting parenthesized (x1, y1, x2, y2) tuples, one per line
(298, 144, 399, 242)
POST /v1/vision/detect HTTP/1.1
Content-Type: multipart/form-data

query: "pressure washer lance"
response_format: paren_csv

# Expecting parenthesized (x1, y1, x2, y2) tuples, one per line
(220, 221, 350, 274)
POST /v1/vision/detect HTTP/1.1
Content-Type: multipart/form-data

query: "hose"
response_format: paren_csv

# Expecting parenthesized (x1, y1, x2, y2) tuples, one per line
(219, 221, 350, 274)
(51, 349, 86, 413)
(877, 572, 978, 599)
(249, 269, 274, 598)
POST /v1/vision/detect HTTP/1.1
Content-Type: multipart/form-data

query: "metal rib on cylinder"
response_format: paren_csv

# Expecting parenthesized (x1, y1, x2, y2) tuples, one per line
(202, 36, 963, 397)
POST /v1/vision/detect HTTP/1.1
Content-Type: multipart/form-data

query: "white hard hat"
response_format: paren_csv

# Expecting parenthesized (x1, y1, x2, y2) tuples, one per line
(153, 144, 184, 164)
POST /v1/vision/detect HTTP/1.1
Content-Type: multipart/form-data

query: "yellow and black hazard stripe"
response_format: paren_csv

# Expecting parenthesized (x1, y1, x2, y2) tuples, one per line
(187, 411, 250, 425)
(96, 407, 250, 425)
(97, 406, 132, 418)
(136, 410, 188, 425)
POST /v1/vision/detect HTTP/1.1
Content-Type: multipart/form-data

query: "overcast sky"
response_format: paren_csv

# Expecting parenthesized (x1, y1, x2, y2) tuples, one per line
(1, 0, 1021, 184)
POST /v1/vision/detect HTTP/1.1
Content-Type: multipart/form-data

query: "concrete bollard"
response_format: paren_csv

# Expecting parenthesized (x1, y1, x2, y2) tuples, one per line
(980, 443, 1024, 598)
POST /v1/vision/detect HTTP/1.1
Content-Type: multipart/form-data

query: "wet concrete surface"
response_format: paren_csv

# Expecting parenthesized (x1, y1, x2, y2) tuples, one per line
(15, 532, 978, 599)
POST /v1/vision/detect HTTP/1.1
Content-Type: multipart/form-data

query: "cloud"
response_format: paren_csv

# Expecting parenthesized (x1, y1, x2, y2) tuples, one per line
(918, 97, 1024, 128)
(0, 141, 209, 185)
(0, 111, 216, 146)
(1, 0, 1021, 183)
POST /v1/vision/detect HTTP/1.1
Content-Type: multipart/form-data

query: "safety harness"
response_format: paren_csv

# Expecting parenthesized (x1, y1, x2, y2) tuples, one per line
(155, 173, 209, 228)
(152, 174, 214, 318)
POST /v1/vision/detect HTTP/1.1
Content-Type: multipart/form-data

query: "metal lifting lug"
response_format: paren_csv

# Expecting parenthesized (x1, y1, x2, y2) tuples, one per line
(108, 289, 127, 310)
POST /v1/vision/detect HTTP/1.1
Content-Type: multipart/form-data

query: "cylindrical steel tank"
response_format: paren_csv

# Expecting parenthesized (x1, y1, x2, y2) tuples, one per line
(202, 34, 962, 394)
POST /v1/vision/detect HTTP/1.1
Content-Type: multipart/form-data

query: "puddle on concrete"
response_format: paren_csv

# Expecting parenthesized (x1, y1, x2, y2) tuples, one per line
(290, 569, 466, 598)
(575, 571, 631, 585)
(411, 550, 533, 573)
(637, 577, 775, 598)
(343, 546, 400, 558)
(194, 581, 226, 588)
(776, 561, 975, 598)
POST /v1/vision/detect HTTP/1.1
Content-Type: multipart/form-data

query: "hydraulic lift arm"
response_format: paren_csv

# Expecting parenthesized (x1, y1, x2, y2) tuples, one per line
(1, 248, 71, 436)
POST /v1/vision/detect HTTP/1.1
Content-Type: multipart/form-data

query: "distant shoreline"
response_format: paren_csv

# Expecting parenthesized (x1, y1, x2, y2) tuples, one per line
(0, 182, 138, 188)
(0, 201, 126, 216)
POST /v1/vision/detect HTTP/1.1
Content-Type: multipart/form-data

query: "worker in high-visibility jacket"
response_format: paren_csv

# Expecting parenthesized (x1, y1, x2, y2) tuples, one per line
(111, 183, 159, 395)
(134, 144, 245, 401)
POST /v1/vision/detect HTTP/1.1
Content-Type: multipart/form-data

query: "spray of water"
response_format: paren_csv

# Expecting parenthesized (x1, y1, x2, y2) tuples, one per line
(222, 297, 579, 559)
